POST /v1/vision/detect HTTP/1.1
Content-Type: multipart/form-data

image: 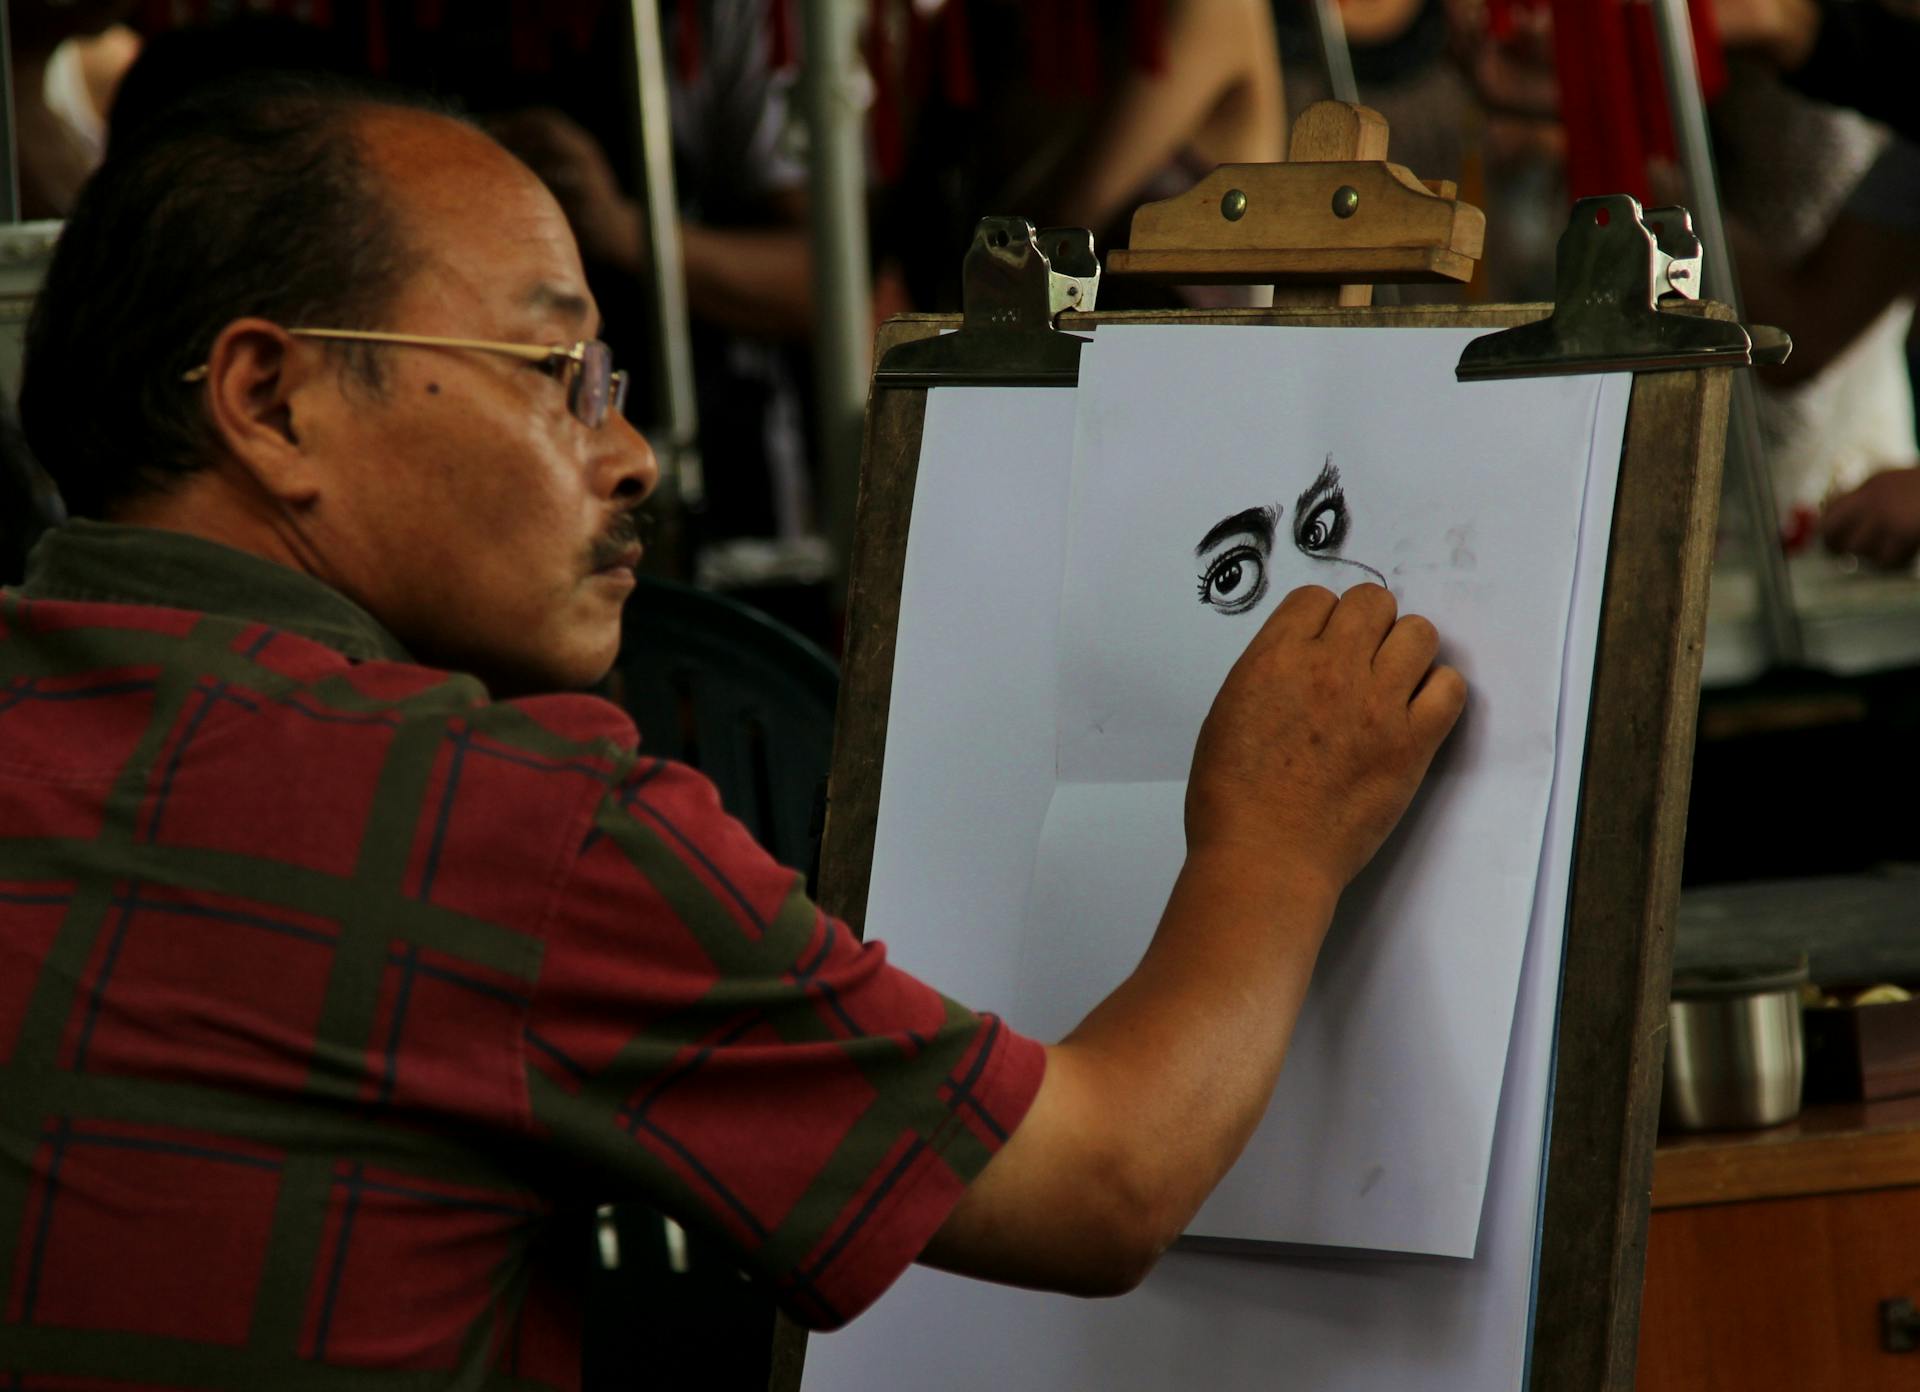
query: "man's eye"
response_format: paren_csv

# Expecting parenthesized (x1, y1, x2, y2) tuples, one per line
(1296, 498, 1347, 553)
(1197, 546, 1267, 614)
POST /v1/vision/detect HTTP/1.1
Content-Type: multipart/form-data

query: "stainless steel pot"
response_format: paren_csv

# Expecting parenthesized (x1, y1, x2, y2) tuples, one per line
(1661, 956, 1808, 1132)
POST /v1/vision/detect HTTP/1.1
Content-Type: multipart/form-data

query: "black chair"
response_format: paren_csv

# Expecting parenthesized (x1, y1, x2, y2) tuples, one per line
(600, 573, 838, 882)
(0, 395, 62, 586)
(586, 575, 840, 1391)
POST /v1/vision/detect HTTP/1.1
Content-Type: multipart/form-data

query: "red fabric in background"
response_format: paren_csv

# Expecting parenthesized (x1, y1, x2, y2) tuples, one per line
(135, 0, 614, 80)
(940, 0, 978, 109)
(675, 0, 703, 84)
(869, 0, 905, 185)
(363, 0, 388, 75)
(768, 0, 796, 71)
(1550, 0, 1727, 202)
(1129, 0, 1167, 76)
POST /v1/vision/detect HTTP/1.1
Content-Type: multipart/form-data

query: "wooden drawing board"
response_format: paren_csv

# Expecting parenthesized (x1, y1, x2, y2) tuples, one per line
(770, 302, 1733, 1392)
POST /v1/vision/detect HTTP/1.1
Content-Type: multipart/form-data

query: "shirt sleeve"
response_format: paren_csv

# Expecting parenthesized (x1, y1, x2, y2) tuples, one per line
(520, 754, 1046, 1329)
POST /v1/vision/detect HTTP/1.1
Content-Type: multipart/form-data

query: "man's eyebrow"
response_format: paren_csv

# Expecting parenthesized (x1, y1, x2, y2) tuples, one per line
(1194, 505, 1280, 557)
(526, 283, 595, 330)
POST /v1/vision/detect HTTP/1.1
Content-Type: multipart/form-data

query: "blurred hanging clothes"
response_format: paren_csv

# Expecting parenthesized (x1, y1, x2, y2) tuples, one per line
(1531, 0, 1726, 203)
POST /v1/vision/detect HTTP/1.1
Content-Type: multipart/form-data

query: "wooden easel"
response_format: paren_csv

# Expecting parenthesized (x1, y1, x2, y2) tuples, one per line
(770, 102, 1742, 1392)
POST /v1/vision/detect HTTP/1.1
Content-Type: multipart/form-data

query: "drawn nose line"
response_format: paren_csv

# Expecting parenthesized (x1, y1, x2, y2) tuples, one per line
(1310, 554, 1388, 589)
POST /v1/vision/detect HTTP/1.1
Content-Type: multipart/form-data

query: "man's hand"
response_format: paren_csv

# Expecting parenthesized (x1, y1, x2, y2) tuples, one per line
(1188, 584, 1466, 895)
(1822, 467, 1920, 570)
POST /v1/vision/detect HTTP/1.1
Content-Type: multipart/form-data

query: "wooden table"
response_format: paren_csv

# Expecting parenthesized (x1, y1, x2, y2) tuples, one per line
(1636, 1097, 1920, 1389)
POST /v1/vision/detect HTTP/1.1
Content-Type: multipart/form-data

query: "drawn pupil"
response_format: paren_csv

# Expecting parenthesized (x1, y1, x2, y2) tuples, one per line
(1200, 546, 1264, 610)
(1301, 503, 1339, 550)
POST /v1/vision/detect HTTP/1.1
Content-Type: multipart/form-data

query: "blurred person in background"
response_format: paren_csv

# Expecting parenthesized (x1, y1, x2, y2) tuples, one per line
(1716, 0, 1920, 569)
(9, 0, 138, 219)
(1717, 0, 1920, 143)
(880, 0, 1285, 312)
(1275, 0, 1567, 303)
(1377, 0, 1920, 571)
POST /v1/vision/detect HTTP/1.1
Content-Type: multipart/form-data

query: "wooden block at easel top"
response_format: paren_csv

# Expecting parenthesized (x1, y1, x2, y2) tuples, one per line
(1105, 99, 1484, 307)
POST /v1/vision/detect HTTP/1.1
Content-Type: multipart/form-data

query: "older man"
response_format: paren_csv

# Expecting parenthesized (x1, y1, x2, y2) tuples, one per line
(0, 78, 1462, 1388)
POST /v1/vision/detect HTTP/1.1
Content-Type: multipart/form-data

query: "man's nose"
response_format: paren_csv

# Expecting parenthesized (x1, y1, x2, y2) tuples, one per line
(602, 416, 660, 506)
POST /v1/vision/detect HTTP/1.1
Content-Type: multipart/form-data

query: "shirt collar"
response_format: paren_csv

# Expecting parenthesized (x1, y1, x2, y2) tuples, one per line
(16, 519, 415, 665)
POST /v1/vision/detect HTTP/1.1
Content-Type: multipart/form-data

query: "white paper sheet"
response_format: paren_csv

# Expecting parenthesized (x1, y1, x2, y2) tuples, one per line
(861, 388, 1080, 1007)
(802, 345, 1630, 1390)
(1017, 326, 1614, 1254)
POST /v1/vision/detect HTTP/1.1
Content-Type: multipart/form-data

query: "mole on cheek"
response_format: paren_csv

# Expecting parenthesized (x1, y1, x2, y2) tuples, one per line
(426, 382, 441, 395)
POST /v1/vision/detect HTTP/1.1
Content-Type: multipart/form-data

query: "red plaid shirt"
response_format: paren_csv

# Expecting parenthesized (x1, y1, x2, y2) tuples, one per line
(0, 521, 1043, 1390)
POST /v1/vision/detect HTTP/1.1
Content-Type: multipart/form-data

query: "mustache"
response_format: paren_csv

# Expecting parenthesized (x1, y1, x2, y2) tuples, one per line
(588, 510, 652, 569)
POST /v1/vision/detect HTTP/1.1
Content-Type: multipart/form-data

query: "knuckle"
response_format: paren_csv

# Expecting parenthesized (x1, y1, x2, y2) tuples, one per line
(1289, 583, 1337, 611)
(1401, 613, 1438, 644)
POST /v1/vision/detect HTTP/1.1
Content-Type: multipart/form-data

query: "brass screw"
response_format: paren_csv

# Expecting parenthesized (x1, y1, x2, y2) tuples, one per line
(1332, 186, 1360, 218)
(1221, 188, 1248, 222)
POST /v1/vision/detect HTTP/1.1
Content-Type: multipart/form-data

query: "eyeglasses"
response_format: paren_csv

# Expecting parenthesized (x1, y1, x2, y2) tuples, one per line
(181, 328, 630, 429)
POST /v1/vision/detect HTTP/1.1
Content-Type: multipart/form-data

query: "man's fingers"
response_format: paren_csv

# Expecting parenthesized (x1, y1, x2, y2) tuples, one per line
(1409, 664, 1468, 746)
(1373, 613, 1440, 696)
(1262, 584, 1339, 643)
(1318, 582, 1399, 653)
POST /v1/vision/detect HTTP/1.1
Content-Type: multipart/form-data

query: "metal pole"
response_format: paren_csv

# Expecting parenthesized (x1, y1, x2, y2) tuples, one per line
(629, 0, 703, 508)
(1648, 0, 1803, 666)
(0, 0, 19, 224)
(802, 0, 873, 599)
(1310, 0, 1360, 106)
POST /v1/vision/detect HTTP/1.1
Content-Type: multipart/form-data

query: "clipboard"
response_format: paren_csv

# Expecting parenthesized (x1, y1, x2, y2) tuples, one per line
(771, 102, 1766, 1392)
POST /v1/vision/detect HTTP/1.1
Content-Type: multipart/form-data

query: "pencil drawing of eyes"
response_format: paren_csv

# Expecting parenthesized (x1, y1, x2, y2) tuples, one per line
(1195, 504, 1279, 614)
(1194, 456, 1387, 616)
(1293, 455, 1387, 588)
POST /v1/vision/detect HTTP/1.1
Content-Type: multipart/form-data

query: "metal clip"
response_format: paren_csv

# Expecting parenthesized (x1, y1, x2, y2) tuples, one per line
(1644, 205, 1701, 301)
(875, 217, 1097, 388)
(1039, 226, 1101, 317)
(1456, 194, 1791, 380)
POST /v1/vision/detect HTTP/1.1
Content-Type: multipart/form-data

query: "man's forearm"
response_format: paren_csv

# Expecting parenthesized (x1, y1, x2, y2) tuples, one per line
(1064, 844, 1340, 1235)
(923, 845, 1339, 1293)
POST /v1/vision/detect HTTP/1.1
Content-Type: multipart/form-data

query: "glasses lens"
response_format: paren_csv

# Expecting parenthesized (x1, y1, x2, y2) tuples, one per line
(570, 342, 613, 428)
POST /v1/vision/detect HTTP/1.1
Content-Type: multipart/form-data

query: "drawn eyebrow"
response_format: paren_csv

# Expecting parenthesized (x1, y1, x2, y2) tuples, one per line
(1294, 455, 1341, 520)
(1194, 505, 1280, 558)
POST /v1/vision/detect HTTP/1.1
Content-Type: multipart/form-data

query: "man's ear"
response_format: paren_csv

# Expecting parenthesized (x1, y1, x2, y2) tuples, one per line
(198, 318, 326, 507)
